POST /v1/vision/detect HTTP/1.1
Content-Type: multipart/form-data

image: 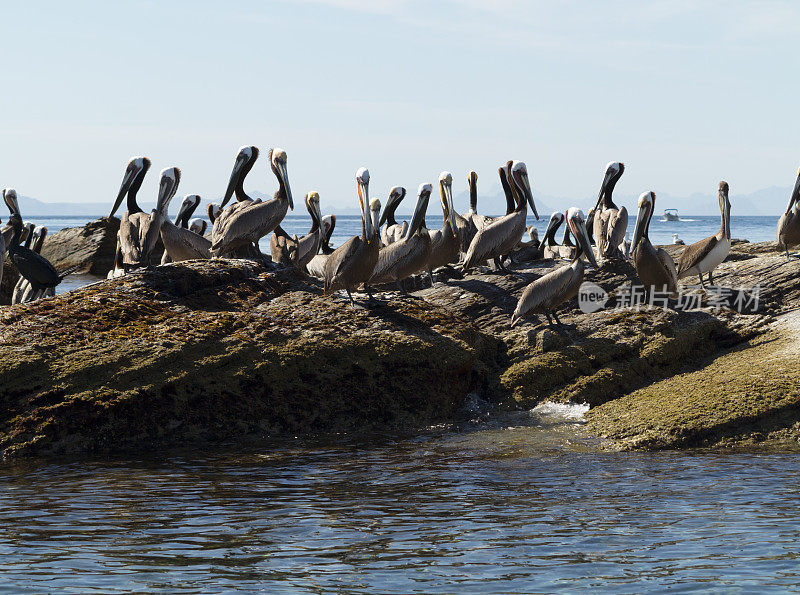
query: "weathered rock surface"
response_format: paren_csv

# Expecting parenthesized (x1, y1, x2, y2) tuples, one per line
(0, 239, 797, 457)
(39, 217, 120, 276)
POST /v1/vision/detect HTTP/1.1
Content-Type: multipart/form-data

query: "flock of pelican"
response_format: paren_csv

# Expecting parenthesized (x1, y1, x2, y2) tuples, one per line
(2, 146, 800, 327)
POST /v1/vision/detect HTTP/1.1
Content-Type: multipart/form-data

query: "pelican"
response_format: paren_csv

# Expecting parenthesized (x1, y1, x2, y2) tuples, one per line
(512, 208, 597, 328)
(207, 203, 222, 225)
(777, 168, 800, 258)
(425, 172, 460, 281)
(1, 189, 19, 248)
(306, 215, 337, 278)
(539, 212, 576, 260)
(379, 187, 408, 246)
(271, 192, 327, 270)
(370, 183, 433, 290)
(13, 226, 49, 303)
(631, 191, 678, 295)
(115, 157, 169, 270)
(463, 170, 502, 238)
(189, 218, 207, 236)
(6, 213, 68, 302)
(463, 161, 538, 273)
(323, 168, 381, 306)
(211, 148, 293, 257)
(159, 182, 214, 263)
(592, 161, 628, 261)
(676, 181, 731, 287)
(161, 194, 202, 264)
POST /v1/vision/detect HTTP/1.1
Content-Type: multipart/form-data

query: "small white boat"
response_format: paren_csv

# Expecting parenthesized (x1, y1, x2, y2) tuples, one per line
(662, 208, 679, 221)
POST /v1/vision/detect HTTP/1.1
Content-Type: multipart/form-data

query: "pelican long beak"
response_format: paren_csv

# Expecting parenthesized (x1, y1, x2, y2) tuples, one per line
(222, 155, 245, 209)
(174, 198, 195, 227)
(405, 187, 430, 243)
(543, 214, 561, 243)
(157, 168, 181, 215)
(594, 172, 611, 211)
(358, 176, 370, 239)
(632, 202, 649, 252)
(110, 163, 138, 217)
(441, 180, 457, 237)
(275, 160, 293, 210)
(575, 217, 598, 268)
(789, 170, 800, 214)
(517, 170, 538, 220)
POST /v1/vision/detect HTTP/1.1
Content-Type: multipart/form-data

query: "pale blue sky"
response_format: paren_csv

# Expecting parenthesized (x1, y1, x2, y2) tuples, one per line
(2, 0, 799, 213)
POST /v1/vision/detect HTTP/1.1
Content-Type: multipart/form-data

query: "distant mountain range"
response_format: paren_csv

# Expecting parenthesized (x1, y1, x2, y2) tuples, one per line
(14, 185, 792, 218)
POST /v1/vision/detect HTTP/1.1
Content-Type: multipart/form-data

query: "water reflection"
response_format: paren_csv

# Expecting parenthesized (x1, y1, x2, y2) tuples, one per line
(1, 414, 799, 592)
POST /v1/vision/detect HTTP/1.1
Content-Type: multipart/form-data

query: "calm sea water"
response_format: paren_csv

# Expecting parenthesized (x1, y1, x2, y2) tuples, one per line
(1, 407, 799, 593)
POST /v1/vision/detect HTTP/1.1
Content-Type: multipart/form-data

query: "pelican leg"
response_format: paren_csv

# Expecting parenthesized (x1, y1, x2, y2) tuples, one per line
(708, 271, 715, 285)
(365, 285, 381, 306)
(428, 269, 435, 286)
(346, 288, 355, 307)
(545, 312, 555, 328)
(552, 310, 563, 326)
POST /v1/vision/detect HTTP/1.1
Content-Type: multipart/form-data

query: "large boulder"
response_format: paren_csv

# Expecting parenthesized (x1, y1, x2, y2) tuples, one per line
(39, 217, 120, 276)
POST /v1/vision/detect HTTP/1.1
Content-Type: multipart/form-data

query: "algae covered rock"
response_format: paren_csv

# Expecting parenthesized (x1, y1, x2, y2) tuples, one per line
(0, 259, 493, 458)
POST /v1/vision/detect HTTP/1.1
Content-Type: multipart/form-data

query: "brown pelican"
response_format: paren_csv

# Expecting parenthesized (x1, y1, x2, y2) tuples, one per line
(370, 183, 433, 289)
(160, 194, 202, 264)
(592, 161, 628, 261)
(306, 215, 337, 278)
(6, 213, 67, 302)
(539, 212, 576, 260)
(379, 187, 408, 246)
(631, 191, 677, 295)
(676, 181, 731, 286)
(159, 183, 214, 263)
(189, 218, 207, 236)
(207, 203, 221, 225)
(115, 157, 168, 270)
(512, 207, 597, 327)
(323, 168, 381, 305)
(425, 172, 460, 281)
(211, 148, 293, 257)
(463, 170, 499, 238)
(271, 192, 327, 270)
(777, 168, 800, 258)
(463, 161, 538, 273)
(1, 189, 19, 248)
(109, 156, 149, 219)
(13, 226, 49, 303)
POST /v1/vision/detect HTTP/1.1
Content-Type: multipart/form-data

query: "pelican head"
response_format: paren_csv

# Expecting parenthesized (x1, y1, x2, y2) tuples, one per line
(438, 171, 457, 237)
(306, 190, 322, 229)
(3, 188, 20, 215)
(632, 191, 655, 252)
(175, 194, 201, 226)
(207, 202, 221, 224)
(789, 167, 800, 214)
(222, 145, 258, 208)
(369, 197, 382, 241)
(595, 161, 625, 210)
(322, 214, 336, 241)
(468, 170, 478, 186)
(110, 156, 151, 217)
(510, 161, 539, 220)
(270, 147, 293, 210)
(157, 167, 181, 214)
(188, 218, 207, 235)
(356, 167, 370, 235)
(543, 211, 565, 244)
(379, 186, 406, 228)
(405, 183, 432, 243)
(566, 207, 597, 267)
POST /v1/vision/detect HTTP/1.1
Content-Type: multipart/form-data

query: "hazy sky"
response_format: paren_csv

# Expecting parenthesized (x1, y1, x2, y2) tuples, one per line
(2, 0, 799, 213)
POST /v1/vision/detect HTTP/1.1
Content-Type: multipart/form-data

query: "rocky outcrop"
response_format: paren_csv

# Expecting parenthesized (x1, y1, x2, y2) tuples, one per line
(0, 239, 797, 458)
(39, 217, 120, 276)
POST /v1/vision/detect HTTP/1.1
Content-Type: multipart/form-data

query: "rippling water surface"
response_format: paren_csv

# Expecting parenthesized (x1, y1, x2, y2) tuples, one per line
(2, 410, 800, 593)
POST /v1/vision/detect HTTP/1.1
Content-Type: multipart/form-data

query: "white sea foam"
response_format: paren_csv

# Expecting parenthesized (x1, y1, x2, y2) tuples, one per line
(530, 401, 590, 424)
